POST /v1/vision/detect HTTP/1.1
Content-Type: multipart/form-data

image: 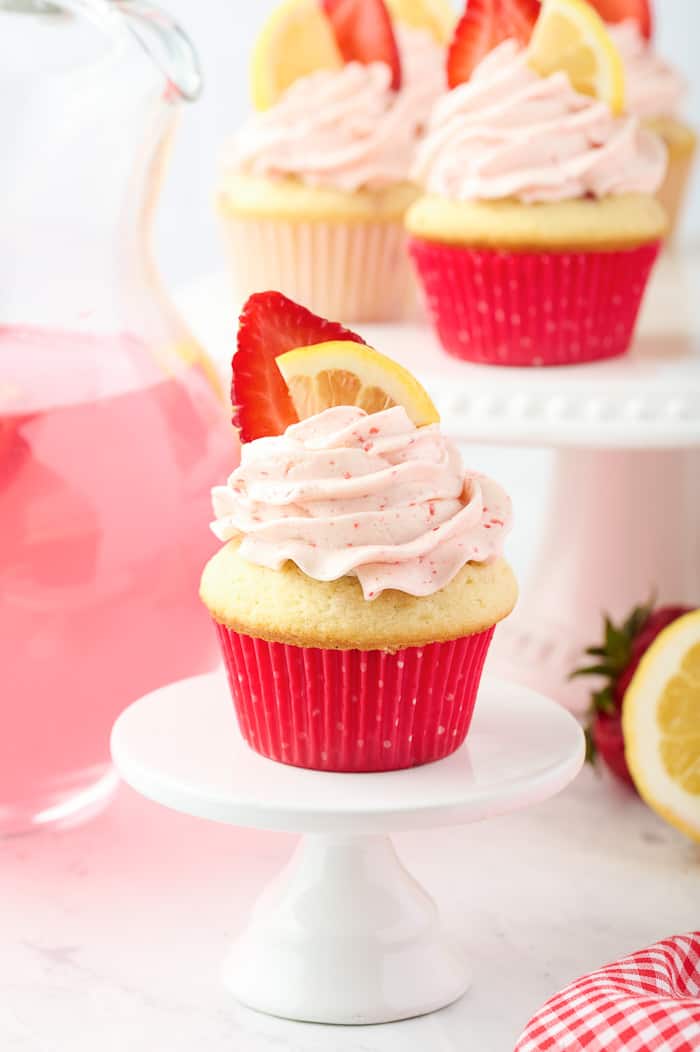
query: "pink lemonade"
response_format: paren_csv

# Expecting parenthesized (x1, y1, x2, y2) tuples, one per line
(0, 326, 237, 832)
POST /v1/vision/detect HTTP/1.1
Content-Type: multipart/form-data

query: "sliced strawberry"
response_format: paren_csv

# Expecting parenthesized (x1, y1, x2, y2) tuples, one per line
(591, 712, 636, 788)
(587, 0, 652, 40)
(447, 0, 541, 89)
(322, 0, 402, 90)
(232, 291, 366, 443)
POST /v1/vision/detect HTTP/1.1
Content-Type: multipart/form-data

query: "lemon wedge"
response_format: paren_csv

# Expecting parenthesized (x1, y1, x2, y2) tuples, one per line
(387, 0, 456, 43)
(250, 0, 343, 111)
(529, 0, 626, 116)
(276, 340, 440, 426)
(623, 609, 700, 842)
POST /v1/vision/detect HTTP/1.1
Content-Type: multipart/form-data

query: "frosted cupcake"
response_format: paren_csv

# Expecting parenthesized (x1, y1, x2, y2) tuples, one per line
(608, 18, 696, 241)
(200, 291, 517, 772)
(406, 0, 668, 367)
(218, 0, 448, 322)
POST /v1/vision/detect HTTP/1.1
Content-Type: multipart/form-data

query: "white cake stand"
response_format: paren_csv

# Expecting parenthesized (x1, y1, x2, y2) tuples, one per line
(111, 671, 584, 1026)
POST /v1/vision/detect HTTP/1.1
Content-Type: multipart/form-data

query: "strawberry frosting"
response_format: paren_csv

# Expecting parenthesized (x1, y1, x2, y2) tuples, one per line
(230, 62, 418, 192)
(609, 20, 687, 122)
(413, 40, 667, 203)
(396, 24, 447, 136)
(211, 406, 512, 600)
(228, 27, 444, 191)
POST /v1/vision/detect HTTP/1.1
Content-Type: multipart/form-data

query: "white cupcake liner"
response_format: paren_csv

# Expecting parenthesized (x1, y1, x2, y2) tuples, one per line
(219, 214, 418, 322)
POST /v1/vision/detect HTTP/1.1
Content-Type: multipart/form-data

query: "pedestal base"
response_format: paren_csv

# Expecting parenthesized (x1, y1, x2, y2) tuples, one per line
(111, 673, 584, 1025)
(224, 834, 469, 1025)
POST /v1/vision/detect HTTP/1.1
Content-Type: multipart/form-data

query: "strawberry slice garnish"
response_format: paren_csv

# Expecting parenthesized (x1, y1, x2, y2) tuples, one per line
(447, 0, 541, 89)
(587, 0, 652, 40)
(573, 601, 694, 789)
(322, 0, 402, 90)
(232, 291, 366, 443)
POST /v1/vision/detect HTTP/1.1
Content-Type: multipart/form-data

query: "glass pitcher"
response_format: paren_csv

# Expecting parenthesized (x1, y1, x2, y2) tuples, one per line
(0, 0, 237, 834)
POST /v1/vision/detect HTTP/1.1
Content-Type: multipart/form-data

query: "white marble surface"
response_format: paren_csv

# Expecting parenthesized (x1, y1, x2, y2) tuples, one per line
(2, 768, 699, 1051)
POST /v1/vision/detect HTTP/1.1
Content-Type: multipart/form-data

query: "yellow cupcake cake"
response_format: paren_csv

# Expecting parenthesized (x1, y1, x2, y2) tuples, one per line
(218, 0, 451, 322)
(406, 0, 668, 366)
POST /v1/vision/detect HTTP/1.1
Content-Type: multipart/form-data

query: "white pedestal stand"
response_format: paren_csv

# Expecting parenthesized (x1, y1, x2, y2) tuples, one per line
(111, 672, 584, 1026)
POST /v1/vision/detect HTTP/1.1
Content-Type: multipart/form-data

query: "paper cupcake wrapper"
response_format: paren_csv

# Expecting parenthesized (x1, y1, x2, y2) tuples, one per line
(409, 238, 661, 367)
(220, 215, 417, 322)
(215, 626, 495, 772)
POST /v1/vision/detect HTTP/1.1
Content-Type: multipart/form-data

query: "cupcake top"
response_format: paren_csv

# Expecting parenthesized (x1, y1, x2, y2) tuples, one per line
(211, 404, 512, 601)
(608, 19, 687, 122)
(226, 0, 450, 193)
(413, 39, 667, 204)
(229, 62, 418, 193)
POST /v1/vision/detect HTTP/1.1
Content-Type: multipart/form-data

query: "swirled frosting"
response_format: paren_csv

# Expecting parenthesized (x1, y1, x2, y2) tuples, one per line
(229, 62, 417, 192)
(609, 20, 686, 121)
(396, 24, 447, 135)
(211, 406, 512, 600)
(413, 40, 667, 203)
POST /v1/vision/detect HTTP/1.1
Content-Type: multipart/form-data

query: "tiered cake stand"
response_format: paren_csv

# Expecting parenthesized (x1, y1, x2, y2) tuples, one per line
(112, 672, 584, 1025)
(363, 254, 700, 711)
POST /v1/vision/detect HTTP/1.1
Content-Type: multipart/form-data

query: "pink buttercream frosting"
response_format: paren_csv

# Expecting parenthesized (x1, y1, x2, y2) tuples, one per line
(229, 62, 418, 192)
(413, 39, 667, 203)
(211, 405, 512, 600)
(396, 24, 447, 136)
(609, 20, 686, 121)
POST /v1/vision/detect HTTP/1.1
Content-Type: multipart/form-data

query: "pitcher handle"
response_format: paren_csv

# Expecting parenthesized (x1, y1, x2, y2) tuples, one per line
(114, 0, 203, 102)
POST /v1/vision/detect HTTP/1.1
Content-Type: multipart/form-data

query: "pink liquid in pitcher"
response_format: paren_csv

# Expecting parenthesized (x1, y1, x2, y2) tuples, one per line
(0, 326, 236, 832)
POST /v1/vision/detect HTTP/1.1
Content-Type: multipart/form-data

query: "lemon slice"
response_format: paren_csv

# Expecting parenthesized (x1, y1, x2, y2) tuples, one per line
(387, 0, 456, 43)
(250, 0, 343, 111)
(528, 0, 625, 116)
(276, 340, 440, 426)
(623, 610, 700, 842)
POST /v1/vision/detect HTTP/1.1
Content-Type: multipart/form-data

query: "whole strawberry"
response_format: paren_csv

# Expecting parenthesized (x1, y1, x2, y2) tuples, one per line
(574, 602, 694, 789)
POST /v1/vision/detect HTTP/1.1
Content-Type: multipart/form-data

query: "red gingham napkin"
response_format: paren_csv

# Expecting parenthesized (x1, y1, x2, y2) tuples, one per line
(516, 934, 700, 1052)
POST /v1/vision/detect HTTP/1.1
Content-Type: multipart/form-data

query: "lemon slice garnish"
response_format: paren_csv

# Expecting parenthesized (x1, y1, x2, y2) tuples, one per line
(529, 0, 625, 115)
(250, 0, 343, 111)
(277, 340, 440, 427)
(387, 0, 456, 43)
(623, 609, 700, 842)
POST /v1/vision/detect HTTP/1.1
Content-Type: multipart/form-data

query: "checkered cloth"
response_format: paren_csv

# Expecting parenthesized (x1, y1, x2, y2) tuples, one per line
(516, 934, 700, 1052)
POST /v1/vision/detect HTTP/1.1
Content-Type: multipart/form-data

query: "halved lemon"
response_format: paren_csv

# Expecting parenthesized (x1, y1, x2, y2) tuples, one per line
(250, 0, 343, 111)
(623, 610, 700, 842)
(387, 0, 457, 43)
(276, 341, 440, 426)
(528, 0, 625, 116)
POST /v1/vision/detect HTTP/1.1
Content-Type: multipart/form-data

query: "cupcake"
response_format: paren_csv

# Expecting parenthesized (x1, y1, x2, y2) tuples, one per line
(606, 16, 696, 241)
(406, 0, 669, 367)
(217, 0, 449, 323)
(200, 291, 517, 772)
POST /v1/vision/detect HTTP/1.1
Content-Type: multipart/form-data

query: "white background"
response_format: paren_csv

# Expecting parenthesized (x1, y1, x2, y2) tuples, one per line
(155, 1, 700, 288)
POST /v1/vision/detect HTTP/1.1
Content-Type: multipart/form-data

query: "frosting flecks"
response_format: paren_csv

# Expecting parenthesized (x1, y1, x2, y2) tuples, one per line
(211, 405, 512, 599)
(413, 40, 667, 203)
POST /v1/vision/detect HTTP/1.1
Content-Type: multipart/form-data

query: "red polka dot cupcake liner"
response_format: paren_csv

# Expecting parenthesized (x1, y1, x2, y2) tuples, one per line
(214, 625, 495, 772)
(409, 238, 661, 367)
